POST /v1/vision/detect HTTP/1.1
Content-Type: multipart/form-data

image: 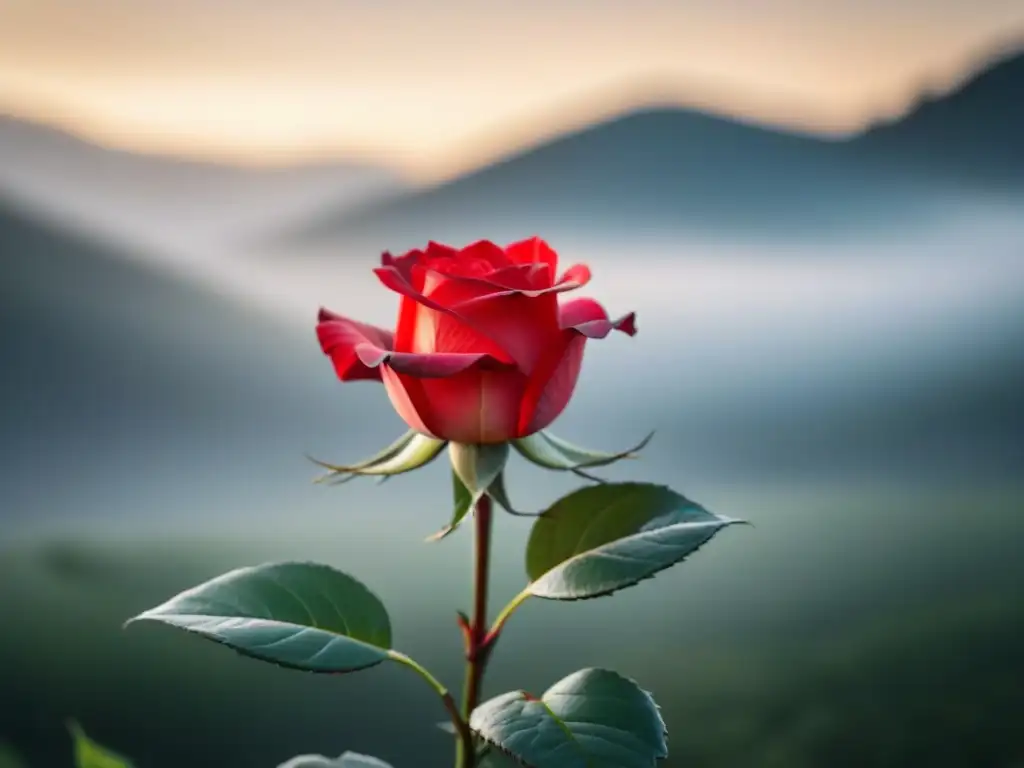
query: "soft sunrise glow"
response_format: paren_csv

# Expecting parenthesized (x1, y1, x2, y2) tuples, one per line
(1, 0, 1022, 180)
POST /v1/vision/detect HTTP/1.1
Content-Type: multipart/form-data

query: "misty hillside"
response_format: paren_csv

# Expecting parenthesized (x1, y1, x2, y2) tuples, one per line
(0, 198, 313, 435)
(0, 199, 403, 529)
(854, 50, 1024, 190)
(280, 50, 1023, 249)
(280, 108, 922, 247)
(0, 116, 406, 249)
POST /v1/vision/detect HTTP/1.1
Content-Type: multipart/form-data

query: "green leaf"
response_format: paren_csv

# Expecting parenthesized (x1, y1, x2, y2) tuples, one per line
(67, 721, 134, 768)
(277, 753, 393, 768)
(127, 562, 393, 673)
(469, 668, 667, 768)
(512, 431, 653, 479)
(435, 724, 513, 766)
(308, 431, 446, 484)
(525, 483, 741, 599)
(476, 748, 522, 767)
(425, 470, 474, 542)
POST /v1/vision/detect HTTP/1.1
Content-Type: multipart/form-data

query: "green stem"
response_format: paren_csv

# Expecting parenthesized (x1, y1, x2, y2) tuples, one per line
(388, 651, 472, 750)
(485, 588, 531, 646)
(455, 493, 495, 768)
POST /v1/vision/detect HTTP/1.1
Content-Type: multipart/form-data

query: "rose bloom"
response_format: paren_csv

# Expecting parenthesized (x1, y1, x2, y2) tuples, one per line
(317, 238, 635, 444)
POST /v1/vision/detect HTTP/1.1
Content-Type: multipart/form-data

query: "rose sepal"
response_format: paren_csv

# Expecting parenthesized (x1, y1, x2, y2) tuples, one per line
(424, 443, 509, 542)
(511, 429, 654, 481)
(308, 430, 447, 485)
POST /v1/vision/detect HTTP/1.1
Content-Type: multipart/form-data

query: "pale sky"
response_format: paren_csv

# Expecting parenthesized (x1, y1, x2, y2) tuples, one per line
(1, 0, 1022, 180)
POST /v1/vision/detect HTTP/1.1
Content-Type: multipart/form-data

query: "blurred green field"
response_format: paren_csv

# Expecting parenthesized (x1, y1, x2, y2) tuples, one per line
(2, 485, 1022, 768)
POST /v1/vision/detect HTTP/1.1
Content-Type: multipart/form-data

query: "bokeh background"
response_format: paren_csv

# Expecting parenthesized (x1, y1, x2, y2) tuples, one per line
(2, 2, 1023, 766)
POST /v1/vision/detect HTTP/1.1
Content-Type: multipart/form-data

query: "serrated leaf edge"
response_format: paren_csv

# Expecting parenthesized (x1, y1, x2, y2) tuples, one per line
(525, 484, 745, 601)
(124, 561, 394, 674)
(470, 668, 669, 767)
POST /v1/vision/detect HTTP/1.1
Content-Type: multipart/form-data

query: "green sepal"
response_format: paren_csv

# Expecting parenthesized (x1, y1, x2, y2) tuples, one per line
(425, 470, 475, 542)
(469, 668, 668, 768)
(448, 442, 509, 503)
(486, 472, 537, 517)
(512, 430, 653, 480)
(427, 443, 508, 540)
(428, 444, 536, 541)
(308, 430, 446, 484)
(67, 721, 134, 768)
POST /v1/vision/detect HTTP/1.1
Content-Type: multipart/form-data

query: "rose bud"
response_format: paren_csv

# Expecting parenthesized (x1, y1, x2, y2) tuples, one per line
(317, 238, 635, 445)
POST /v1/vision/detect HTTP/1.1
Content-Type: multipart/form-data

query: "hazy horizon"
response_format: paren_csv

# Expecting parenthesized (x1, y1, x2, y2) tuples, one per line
(2, 0, 1023, 180)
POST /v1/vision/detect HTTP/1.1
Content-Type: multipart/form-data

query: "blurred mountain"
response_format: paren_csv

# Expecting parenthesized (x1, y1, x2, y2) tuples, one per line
(0, 196, 317, 440)
(853, 49, 1024, 191)
(280, 50, 1023, 250)
(0, 115, 406, 252)
(0, 197, 389, 529)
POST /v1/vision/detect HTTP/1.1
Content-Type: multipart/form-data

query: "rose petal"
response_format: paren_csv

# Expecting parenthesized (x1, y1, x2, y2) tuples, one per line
(417, 367, 528, 444)
(359, 347, 514, 378)
(377, 249, 587, 309)
(517, 331, 586, 436)
(316, 308, 395, 382)
(378, 348, 524, 440)
(457, 240, 514, 270)
(504, 237, 559, 278)
(450, 263, 591, 306)
(395, 270, 515, 366)
(383, 256, 550, 369)
(375, 261, 452, 317)
(555, 263, 592, 292)
(559, 297, 637, 338)
(380, 367, 439, 437)
(377, 253, 514, 352)
(428, 277, 557, 372)
(374, 245, 598, 377)
(424, 241, 461, 261)
(516, 298, 637, 434)
(318, 306, 512, 380)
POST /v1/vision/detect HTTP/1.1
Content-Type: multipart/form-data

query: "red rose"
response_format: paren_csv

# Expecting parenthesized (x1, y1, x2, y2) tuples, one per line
(317, 238, 636, 444)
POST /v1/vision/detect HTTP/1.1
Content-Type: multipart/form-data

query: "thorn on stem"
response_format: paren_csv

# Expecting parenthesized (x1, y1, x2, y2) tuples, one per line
(456, 610, 472, 651)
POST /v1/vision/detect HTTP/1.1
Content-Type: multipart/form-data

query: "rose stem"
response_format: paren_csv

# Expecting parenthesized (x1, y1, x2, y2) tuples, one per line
(455, 493, 495, 768)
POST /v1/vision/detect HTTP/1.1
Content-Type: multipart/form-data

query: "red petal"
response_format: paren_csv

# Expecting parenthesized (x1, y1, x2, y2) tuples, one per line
(457, 263, 549, 292)
(554, 263, 592, 292)
(417, 367, 527, 444)
(383, 365, 527, 444)
(374, 246, 597, 377)
(559, 297, 637, 338)
(424, 241, 461, 261)
(516, 330, 586, 436)
(504, 237, 559, 283)
(316, 308, 395, 382)
(318, 306, 513, 382)
(382, 257, 552, 369)
(427, 276, 553, 369)
(360, 347, 514, 378)
(380, 367, 439, 437)
(458, 240, 514, 270)
(515, 297, 637, 434)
